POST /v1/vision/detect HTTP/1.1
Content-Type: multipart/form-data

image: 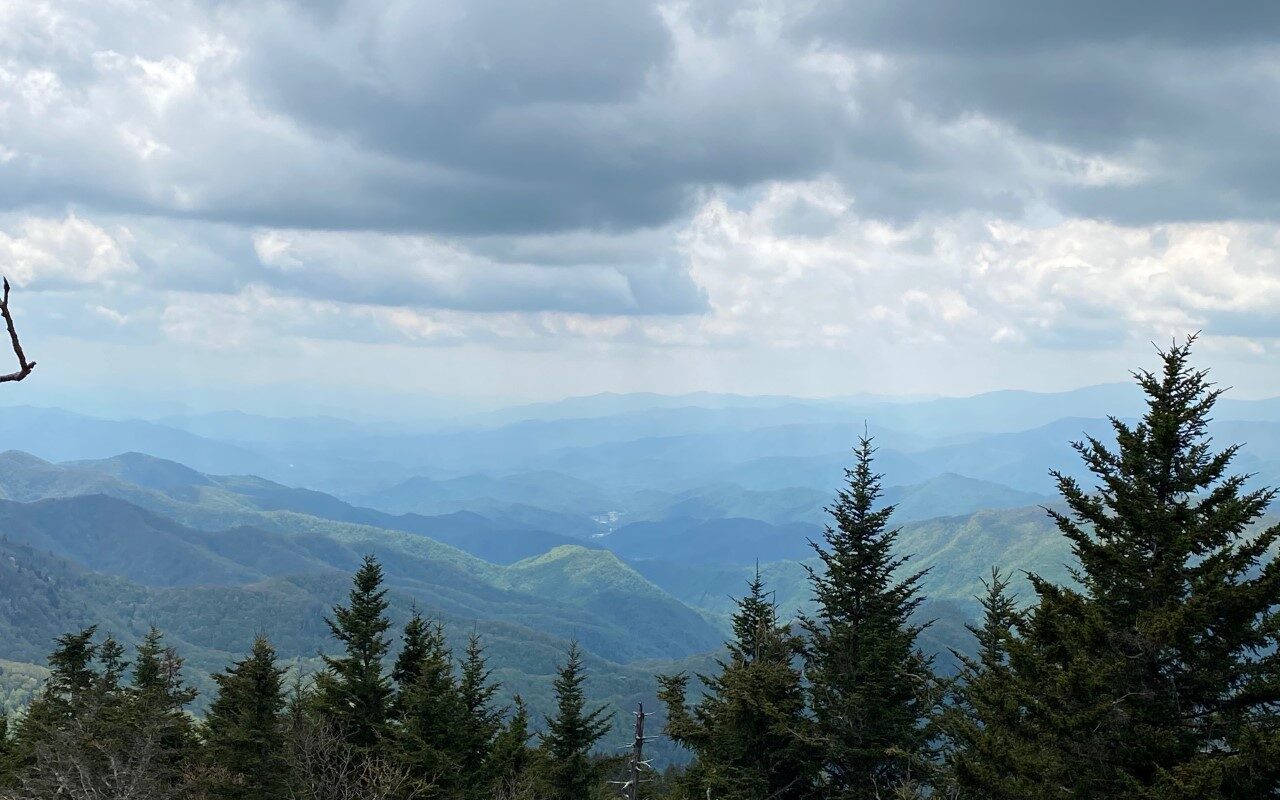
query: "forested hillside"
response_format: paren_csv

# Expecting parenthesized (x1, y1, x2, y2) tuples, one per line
(3, 343, 1280, 798)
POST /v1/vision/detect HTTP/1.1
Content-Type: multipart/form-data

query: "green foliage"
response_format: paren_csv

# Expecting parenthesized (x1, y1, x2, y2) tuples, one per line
(801, 437, 941, 799)
(394, 615, 467, 789)
(313, 554, 393, 750)
(659, 570, 817, 800)
(939, 570, 1042, 799)
(7, 626, 198, 798)
(538, 642, 615, 800)
(487, 695, 534, 795)
(948, 338, 1280, 799)
(202, 635, 288, 800)
(129, 627, 198, 783)
(457, 633, 503, 798)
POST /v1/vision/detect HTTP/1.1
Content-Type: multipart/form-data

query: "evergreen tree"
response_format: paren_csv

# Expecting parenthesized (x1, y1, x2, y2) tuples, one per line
(0, 715, 14, 788)
(395, 618, 467, 790)
(801, 436, 940, 799)
(955, 338, 1280, 798)
(6, 628, 195, 797)
(42, 627, 99, 710)
(314, 554, 393, 749)
(9, 627, 108, 772)
(940, 570, 1042, 800)
(128, 627, 197, 782)
(457, 632, 503, 797)
(392, 609, 431, 718)
(203, 635, 288, 800)
(539, 642, 613, 800)
(659, 570, 817, 800)
(487, 695, 533, 795)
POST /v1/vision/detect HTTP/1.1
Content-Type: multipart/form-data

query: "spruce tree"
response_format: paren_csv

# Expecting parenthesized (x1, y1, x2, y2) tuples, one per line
(539, 642, 613, 800)
(391, 609, 431, 718)
(659, 570, 817, 800)
(801, 436, 939, 799)
(957, 339, 1280, 798)
(0, 716, 11, 787)
(42, 627, 99, 710)
(128, 627, 197, 782)
(940, 570, 1042, 800)
(9, 627, 106, 772)
(203, 635, 288, 800)
(457, 632, 503, 797)
(487, 695, 533, 795)
(395, 618, 467, 789)
(314, 554, 393, 749)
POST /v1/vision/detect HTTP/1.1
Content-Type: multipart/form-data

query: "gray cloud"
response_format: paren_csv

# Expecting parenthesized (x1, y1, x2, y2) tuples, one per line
(6, 0, 1280, 238)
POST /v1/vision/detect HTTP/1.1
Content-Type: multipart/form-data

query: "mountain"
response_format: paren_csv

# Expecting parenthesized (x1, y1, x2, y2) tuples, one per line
(884, 473, 1050, 522)
(357, 471, 617, 518)
(602, 517, 820, 564)
(0, 451, 585, 565)
(0, 492, 720, 665)
(156, 410, 382, 446)
(0, 535, 713, 751)
(0, 406, 277, 476)
(503, 546, 724, 658)
(623, 484, 829, 525)
(0, 495, 266, 587)
(622, 474, 1048, 527)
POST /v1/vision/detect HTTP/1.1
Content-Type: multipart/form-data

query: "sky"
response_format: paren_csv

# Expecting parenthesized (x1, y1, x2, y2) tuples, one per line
(3, 1, 1280, 416)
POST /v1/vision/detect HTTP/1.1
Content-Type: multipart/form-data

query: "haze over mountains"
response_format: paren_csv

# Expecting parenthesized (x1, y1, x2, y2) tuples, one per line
(4, 381, 1280, 748)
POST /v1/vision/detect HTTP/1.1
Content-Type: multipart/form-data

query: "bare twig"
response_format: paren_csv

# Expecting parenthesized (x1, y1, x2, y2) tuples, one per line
(0, 278, 35, 383)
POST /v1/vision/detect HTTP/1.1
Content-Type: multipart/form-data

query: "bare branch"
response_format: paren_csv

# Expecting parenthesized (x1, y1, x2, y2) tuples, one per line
(0, 278, 35, 383)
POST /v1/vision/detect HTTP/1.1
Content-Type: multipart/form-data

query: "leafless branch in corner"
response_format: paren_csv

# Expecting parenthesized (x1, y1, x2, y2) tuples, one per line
(0, 277, 35, 383)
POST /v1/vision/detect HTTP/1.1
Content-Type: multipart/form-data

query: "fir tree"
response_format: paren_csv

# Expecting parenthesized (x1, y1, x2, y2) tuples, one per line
(9, 627, 108, 773)
(539, 642, 613, 800)
(128, 627, 197, 781)
(940, 570, 1042, 800)
(487, 695, 533, 796)
(42, 627, 99, 710)
(659, 570, 817, 800)
(203, 635, 288, 800)
(395, 618, 467, 790)
(391, 609, 431, 718)
(314, 554, 393, 749)
(0, 715, 14, 788)
(958, 338, 1280, 798)
(457, 632, 503, 797)
(801, 436, 940, 800)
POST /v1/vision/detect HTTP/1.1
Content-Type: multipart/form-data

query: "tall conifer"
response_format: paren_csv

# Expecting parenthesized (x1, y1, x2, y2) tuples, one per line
(539, 642, 613, 800)
(129, 627, 197, 781)
(203, 635, 288, 800)
(457, 632, 503, 797)
(802, 436, 939, 799)
(660, 570, 817, 800)
(955, 339, 1280, 798)
(395, 618, 467, 789)
(314, 555, 393, 749)
(488, 695, 533, 795)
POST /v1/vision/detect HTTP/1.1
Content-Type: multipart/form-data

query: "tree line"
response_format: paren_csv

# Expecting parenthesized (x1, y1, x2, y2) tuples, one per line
(0, 556, 614, 800)
(4, 338, 1280, 799)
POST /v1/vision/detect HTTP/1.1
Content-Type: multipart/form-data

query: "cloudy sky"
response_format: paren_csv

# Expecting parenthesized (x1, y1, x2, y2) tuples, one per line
(3, 1, 1280, 415)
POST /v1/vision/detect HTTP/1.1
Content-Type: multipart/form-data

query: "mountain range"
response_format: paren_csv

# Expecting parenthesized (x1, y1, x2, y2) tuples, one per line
(4, 383, 1280, 752)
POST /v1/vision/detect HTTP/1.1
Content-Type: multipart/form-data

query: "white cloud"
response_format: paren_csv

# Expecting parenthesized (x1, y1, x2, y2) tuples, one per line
(667, 182, 1280, 352)
(0, 215, 137, 287)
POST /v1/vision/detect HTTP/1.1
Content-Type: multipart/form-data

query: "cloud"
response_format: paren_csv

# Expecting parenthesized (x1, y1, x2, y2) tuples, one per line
(250, 228, 705, 314)
(5, 0, 1280, 237)
(666, 182, 1280, 352)
(3, 0, 1280, 401)
(0, 215, 137, 287)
